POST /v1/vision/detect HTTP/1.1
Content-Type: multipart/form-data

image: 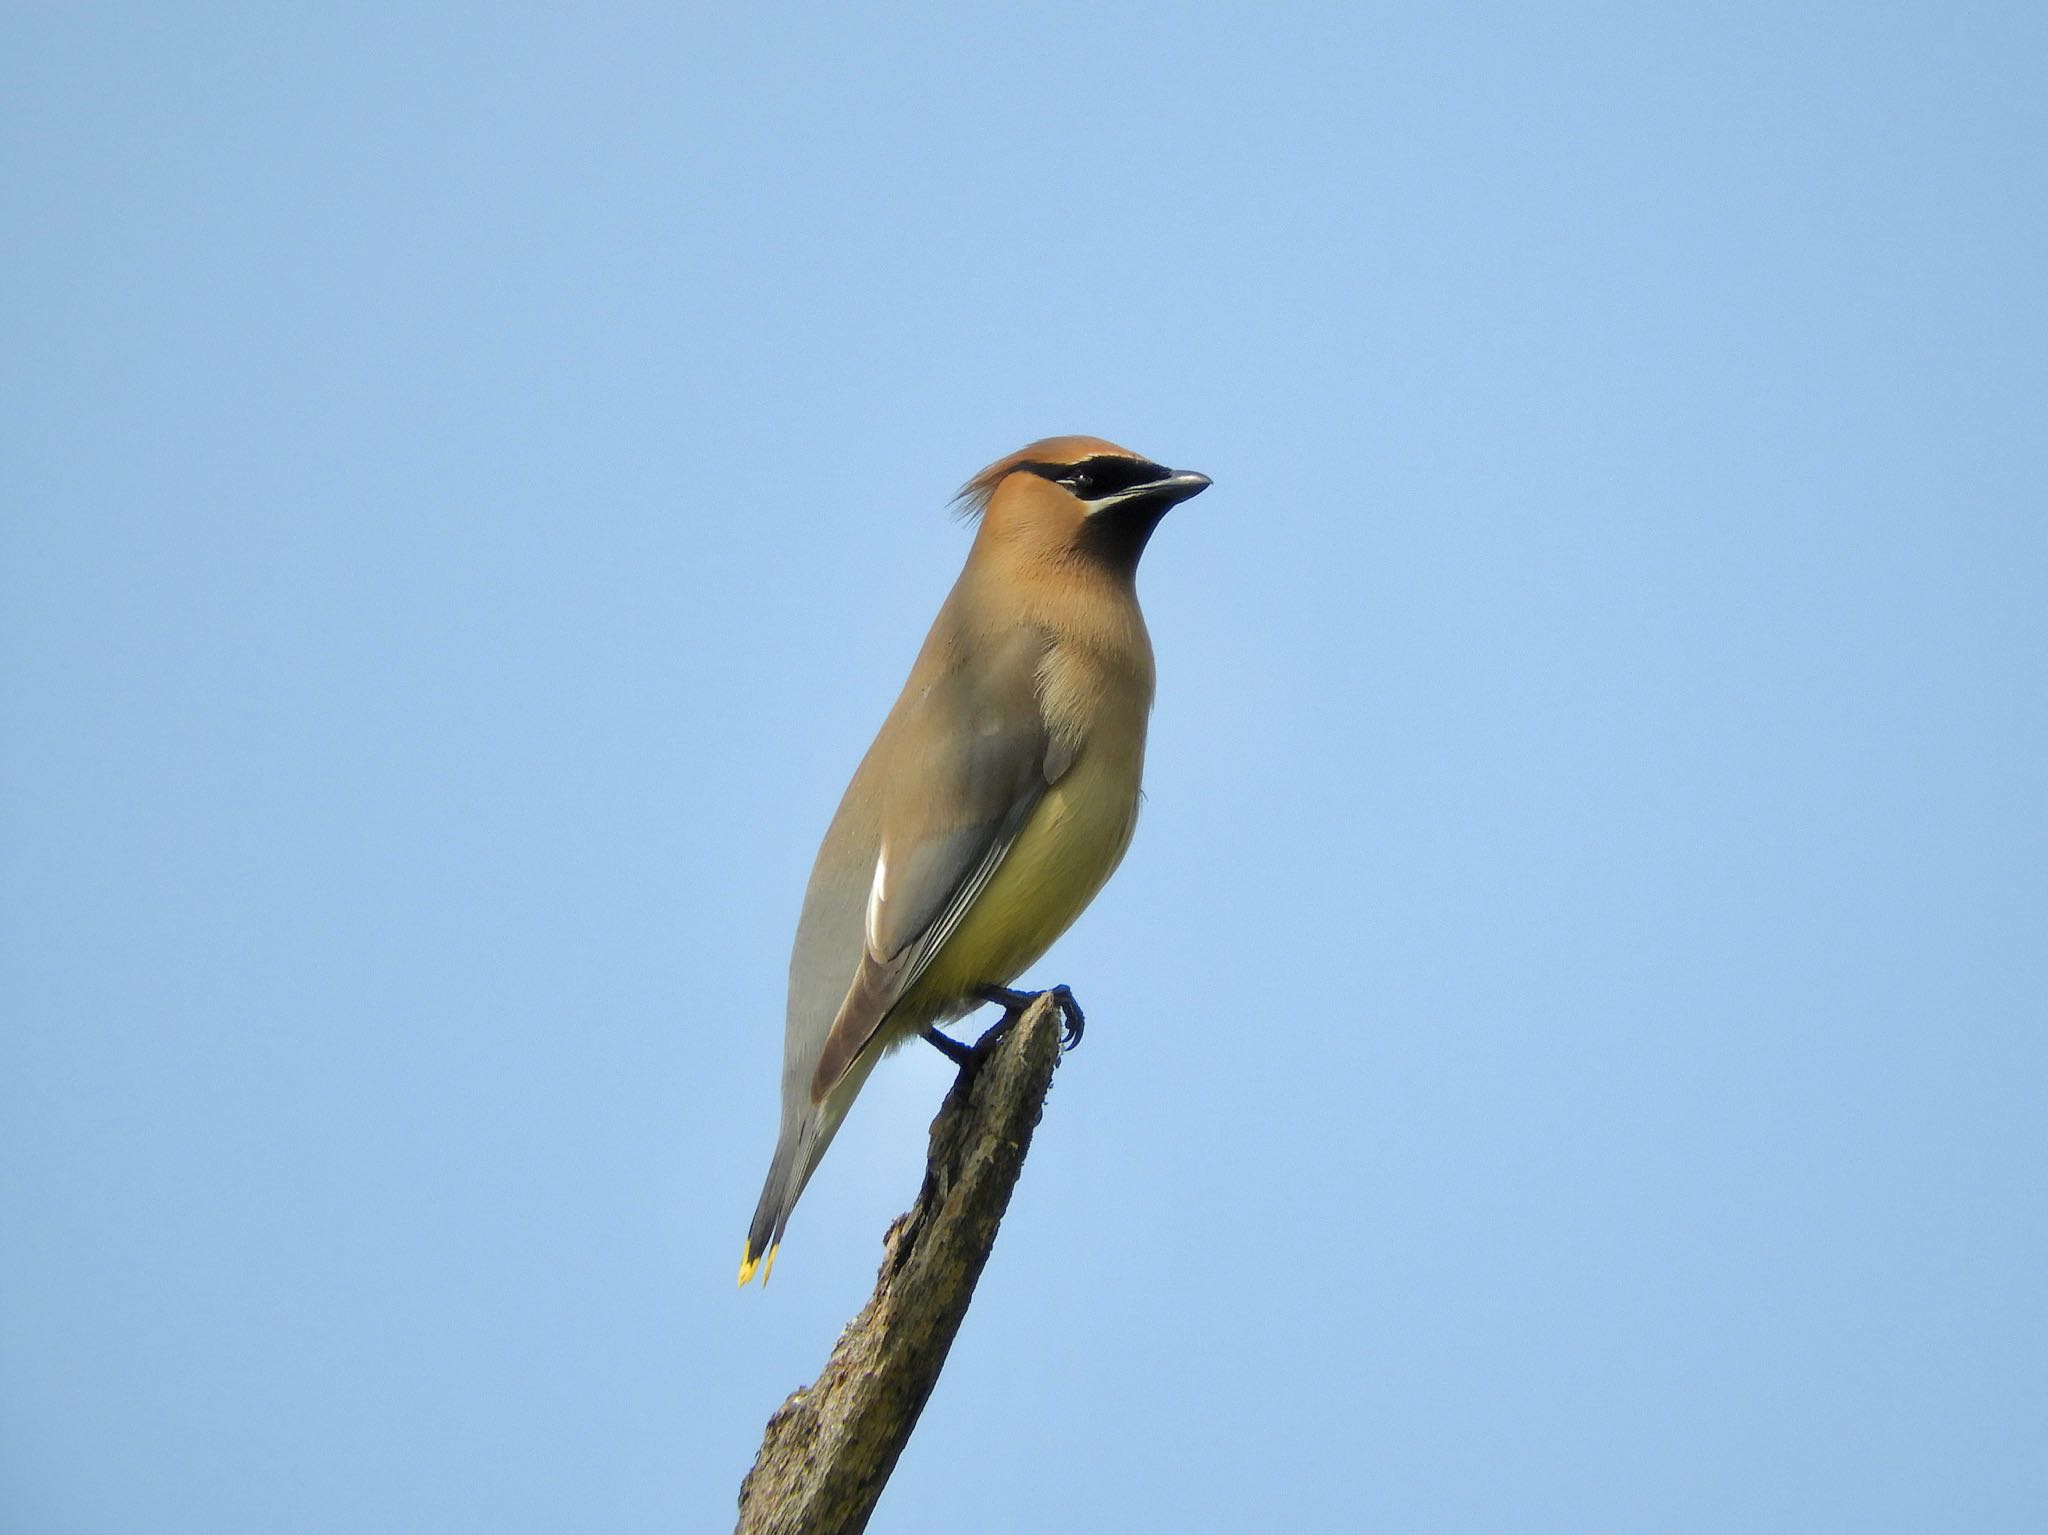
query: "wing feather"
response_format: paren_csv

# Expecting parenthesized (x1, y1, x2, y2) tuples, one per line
(809, 627, 1068, 1098)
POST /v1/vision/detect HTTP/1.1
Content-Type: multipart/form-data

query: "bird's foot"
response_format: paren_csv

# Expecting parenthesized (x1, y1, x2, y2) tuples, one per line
(975, 983, 1086, 1052)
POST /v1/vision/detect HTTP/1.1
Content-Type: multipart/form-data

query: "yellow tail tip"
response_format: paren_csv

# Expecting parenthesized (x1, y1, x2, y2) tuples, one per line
(736, 1242, 780, 1288)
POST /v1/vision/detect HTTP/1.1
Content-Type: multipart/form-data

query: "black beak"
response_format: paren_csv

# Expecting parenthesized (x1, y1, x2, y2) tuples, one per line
(1093, 468, 1212, 515)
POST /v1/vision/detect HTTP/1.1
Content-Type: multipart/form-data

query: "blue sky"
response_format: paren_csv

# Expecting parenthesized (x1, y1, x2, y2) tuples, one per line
(4, 3, 2043, 1530)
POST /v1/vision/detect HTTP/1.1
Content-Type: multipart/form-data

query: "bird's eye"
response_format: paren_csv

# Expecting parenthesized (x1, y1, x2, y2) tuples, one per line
(1059, 466, 1099, 496)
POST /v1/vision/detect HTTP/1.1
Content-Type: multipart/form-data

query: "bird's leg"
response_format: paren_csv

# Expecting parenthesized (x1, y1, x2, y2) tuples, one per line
(918, 1025, 975, 1068)
(975, 984, 1035, 1014)
(974, 983, 1086, 1052)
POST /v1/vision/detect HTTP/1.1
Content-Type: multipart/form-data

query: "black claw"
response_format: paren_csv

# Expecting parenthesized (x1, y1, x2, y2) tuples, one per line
(972, 983, 1086, 1052)
(1049, 985, 1085, 1051)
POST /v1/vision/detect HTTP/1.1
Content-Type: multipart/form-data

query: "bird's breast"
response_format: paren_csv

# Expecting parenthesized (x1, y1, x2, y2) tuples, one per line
(905, 727, 1146, 1019)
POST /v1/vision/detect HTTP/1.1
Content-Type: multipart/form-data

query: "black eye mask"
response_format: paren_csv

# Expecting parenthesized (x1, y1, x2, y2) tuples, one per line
(1018, 456, 1170, 500)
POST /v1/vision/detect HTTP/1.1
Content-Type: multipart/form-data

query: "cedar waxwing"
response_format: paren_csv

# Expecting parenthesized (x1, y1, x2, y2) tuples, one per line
(739, 436, 1209, 1285)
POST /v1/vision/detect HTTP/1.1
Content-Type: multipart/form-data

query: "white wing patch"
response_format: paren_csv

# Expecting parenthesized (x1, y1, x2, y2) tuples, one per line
(864, 845, 889, 954)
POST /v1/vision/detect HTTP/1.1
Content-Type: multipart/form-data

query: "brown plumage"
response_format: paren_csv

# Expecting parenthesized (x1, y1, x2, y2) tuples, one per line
(740, 436, 1209, 1284)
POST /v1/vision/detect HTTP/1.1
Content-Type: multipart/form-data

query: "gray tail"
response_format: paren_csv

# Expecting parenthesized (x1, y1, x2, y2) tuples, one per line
(739, 1106, 847, 1286)
(738, 1126, 806, 1286)
(738, 1050, 876, 1286)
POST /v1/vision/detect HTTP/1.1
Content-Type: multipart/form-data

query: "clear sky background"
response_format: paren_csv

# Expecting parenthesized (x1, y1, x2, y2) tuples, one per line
(4, 3, 2043, 1531)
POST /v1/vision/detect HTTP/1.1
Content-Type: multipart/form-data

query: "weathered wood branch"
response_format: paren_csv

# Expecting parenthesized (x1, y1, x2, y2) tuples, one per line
(735, 995, 1066, 1535)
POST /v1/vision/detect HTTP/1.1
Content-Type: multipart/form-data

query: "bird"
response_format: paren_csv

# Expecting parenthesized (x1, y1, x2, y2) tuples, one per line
(739, 435, 1209, 1286)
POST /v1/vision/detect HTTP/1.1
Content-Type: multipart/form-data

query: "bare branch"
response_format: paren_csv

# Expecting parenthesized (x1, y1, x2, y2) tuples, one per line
(736, 995, 1066, 1534)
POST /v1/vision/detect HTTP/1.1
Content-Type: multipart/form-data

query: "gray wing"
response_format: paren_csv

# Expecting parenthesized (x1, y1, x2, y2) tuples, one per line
(808, 625, 1072, 1098)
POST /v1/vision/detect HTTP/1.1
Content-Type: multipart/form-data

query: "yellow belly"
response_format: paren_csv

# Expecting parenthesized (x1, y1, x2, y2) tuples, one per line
(898, 749, 1141, 1022)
